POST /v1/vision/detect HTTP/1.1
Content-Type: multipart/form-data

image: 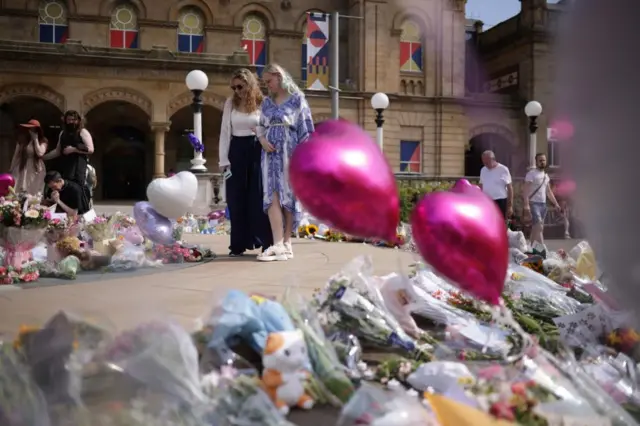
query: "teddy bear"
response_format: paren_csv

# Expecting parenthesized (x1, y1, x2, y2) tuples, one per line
(260, 329, 314, 415)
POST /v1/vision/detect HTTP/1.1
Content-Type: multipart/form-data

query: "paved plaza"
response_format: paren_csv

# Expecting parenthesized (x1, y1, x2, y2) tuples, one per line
(0, 235, 580, 337)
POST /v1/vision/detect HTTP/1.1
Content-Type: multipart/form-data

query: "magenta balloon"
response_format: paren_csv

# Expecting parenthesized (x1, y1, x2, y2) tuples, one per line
(410, 191, 508, 305)
(0, 173, 15, 197)
(133, 201, 174, 245)
(554, 180, 576, 197)
(451, 179, 481, 195)
(289, 122, 400, 241)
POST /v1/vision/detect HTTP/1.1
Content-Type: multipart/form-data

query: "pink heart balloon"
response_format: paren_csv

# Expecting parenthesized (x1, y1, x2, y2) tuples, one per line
(411, 191, 508, 305)
(289, 120, 399, 241)
(451, 179, 481, 194)
(554, 180, 576, 198)
(0, 173, 15, 197)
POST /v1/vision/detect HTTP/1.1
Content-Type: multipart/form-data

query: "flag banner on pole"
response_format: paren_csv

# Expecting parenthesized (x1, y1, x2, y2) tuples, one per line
(305, 12, 330, 91)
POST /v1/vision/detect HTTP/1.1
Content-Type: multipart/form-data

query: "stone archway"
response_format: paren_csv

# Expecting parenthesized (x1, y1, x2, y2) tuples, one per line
(0, 83, 66, 112)
(465, 130, 515, 177)
(84, 100, 152, 201)
(166, 91, 226, 118)
(0, 94, 64, 173)
(82, 87, 153, 119)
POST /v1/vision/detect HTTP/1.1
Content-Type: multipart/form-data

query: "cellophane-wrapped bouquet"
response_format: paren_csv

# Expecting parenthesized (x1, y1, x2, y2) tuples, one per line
(84, 215, 116, 242)
(0, 190, 50, 273)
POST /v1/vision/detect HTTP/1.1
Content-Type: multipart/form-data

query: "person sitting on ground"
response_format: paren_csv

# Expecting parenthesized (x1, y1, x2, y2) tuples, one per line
(44, 170, 89, 217)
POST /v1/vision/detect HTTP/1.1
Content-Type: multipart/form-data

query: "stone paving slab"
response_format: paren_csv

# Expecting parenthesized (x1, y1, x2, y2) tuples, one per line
(0, 235, 582, 337)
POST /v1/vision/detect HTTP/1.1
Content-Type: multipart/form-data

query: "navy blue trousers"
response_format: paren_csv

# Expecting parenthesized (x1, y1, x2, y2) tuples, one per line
(226, 135, 273, 253)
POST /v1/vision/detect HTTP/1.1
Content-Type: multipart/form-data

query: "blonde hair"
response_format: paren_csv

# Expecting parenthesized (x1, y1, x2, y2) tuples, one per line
(263, 63, 304, 97)
(231, 68, 263, 113)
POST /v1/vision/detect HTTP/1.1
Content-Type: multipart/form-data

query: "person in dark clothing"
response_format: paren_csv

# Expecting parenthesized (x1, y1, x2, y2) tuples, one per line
(218, 68, 273, 256)
(43, 110, 94, 204)
(44, 170, 89, 217)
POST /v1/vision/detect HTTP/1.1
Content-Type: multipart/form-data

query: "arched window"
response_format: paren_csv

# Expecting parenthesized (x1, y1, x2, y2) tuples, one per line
(177, 7, 205, 53)
(38, 0, 68, 44)
(109, 4, 138, 49)
(241, 14, 267, 77)
(399, 20, 423, 73)
(301, 22, 307, 84)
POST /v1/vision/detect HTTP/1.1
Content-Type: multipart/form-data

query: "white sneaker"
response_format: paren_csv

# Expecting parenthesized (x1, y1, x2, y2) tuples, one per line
(257, 244, 288, 262)
(283, 242, 294, 259)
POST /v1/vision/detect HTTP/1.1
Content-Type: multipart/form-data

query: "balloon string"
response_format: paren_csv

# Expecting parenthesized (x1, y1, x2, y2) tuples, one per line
(491, 298, 535, 363)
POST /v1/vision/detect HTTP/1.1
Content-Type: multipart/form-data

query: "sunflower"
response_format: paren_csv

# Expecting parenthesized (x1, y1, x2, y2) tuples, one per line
(306, 224, 319, 235)
(297, 225, 307, 236)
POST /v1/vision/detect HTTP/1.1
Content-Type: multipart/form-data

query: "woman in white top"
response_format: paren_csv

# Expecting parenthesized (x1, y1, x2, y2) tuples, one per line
(219, 68, 273, 256)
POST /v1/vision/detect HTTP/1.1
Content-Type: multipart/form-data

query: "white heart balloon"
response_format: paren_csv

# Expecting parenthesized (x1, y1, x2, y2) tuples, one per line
(146, 171, 198, 219)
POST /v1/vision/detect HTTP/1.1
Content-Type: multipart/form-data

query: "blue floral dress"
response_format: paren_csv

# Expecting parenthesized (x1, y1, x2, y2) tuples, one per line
(258, 92, 314, 219)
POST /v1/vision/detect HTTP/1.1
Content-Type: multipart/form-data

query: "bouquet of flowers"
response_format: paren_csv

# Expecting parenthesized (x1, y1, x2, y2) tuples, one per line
(313, 256, 432, 361)
(84, 216, 115, 243)
(100, 320, 205, 404)
(0, 343, 51, 426)
(209, 374, 295, 426)
(0, 191, 50, 269)
(281, 287, 356, 405)
(152, 243, 212, 263)
(0, 263, 39, 284)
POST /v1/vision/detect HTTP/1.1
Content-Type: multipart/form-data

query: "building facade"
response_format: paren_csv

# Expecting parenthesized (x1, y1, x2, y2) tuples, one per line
(0, 0, 565, 201)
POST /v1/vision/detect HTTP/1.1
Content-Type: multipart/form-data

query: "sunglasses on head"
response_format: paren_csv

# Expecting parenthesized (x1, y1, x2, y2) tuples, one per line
(230, 84, 244, 91)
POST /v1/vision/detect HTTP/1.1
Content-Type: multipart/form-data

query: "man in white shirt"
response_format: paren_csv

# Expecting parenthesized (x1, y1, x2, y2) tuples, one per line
(523, 153, 562, 245)
(479, 151, 513, 219)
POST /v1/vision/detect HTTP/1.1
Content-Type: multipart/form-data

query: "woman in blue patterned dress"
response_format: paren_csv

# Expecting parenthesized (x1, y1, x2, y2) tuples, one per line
(256, 64, 314, 262)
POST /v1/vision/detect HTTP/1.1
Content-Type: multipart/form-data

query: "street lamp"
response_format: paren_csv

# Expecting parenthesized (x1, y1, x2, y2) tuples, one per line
(524, 100, 542, 168)
(185, 70, 208, 172)
(371, 92, 389, 151)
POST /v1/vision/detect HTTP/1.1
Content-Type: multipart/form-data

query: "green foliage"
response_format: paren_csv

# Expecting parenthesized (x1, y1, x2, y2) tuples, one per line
(398, 180, 479, 223)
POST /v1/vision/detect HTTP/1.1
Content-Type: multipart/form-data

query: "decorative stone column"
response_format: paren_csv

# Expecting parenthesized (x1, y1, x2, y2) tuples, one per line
(151, 122, 170, 178)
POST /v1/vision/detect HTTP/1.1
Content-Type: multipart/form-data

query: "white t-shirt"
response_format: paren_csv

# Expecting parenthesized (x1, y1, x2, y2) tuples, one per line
(525, 169, 549, 203)
(479, 163, 512, 200)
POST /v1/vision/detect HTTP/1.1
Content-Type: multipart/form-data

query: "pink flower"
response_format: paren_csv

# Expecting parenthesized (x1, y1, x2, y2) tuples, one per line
(44, 210, 52, 220)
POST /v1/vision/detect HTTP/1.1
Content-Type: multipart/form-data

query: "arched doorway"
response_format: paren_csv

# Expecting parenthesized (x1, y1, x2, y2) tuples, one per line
(84, 101, 151, 201)
(0, 97, 62, 173)
(465, 132, 514, 177)
(102, 127, 147, 200)
(167, 105, 221, 172)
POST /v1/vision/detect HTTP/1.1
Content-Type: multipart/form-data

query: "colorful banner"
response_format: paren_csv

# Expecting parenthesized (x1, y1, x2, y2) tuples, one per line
(305, 12, 330, 91)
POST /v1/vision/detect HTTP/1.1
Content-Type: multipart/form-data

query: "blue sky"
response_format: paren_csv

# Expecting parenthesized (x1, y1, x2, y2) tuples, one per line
(466, 0, 560, 28)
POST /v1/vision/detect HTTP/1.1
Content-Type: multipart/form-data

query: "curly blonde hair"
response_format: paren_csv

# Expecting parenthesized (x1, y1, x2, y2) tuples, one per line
(231, 68, 263, 113)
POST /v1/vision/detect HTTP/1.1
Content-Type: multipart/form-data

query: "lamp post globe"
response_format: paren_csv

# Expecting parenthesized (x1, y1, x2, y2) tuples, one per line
(371, 92, 389, 111)
(524, 100, 542, 117)
(186, 70, 208, 91)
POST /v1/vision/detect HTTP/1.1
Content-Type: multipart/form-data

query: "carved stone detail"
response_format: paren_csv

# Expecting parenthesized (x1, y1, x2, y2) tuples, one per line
(469, 124, 515, 143)
(0, 83, 66, 111)
(83, 87, 153, 116)
(167, 91, 225, 117)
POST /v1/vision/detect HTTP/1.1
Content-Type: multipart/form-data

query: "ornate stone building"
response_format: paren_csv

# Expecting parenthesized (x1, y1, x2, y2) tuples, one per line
(0, 0, 565, 200)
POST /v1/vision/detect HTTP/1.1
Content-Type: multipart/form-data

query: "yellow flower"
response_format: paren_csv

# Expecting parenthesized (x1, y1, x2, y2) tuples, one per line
(14, 325, 40, 349)
(306, 224, 319, 235)
(24, 209, 39, 218)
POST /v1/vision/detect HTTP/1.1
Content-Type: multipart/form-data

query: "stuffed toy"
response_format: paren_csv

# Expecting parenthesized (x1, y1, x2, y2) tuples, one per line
(260, 330, 314, 415)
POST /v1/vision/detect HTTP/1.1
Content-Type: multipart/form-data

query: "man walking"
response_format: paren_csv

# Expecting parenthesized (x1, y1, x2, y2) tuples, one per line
(479, 150, 513, 219)
(523, 153, 562, 245)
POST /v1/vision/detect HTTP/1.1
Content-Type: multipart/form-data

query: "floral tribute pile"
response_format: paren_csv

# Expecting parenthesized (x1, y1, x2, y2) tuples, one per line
(0, 201, 217, 284)
(297, 214, 407, 248)
(2, 237, 640, 426)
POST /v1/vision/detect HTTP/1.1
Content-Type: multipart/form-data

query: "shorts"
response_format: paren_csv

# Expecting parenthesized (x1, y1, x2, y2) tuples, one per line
(530, 202, 547, 225)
